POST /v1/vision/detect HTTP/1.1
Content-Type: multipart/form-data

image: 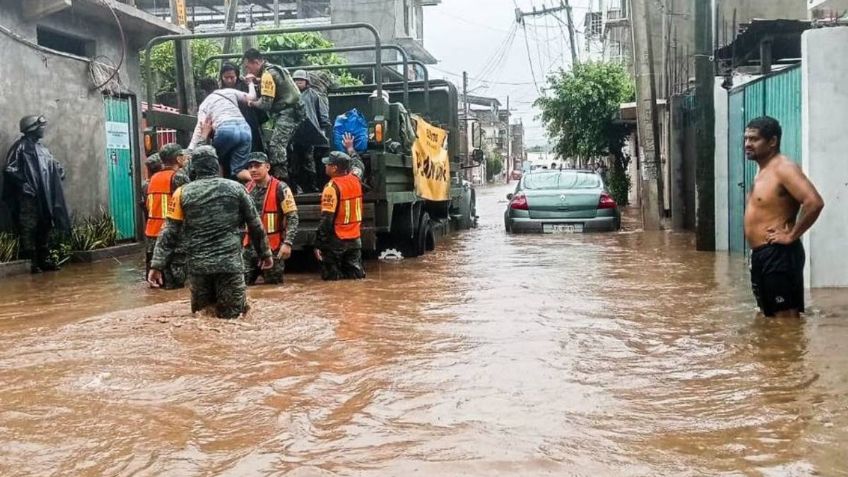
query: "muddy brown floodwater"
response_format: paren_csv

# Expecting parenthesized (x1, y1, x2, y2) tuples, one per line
(2, 184, 848, 476)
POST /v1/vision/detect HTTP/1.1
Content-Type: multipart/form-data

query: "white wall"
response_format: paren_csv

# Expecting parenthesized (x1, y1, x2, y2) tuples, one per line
(809, 0, 848, 17)
(802, 27, 848, 288)
(714, 80, 729, 251)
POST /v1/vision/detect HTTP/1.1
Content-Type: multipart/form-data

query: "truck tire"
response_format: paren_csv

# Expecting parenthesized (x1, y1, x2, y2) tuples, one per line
(457, 190, 477, 230)
(396, 211, 433, 258)
(421, 212, 436, 252)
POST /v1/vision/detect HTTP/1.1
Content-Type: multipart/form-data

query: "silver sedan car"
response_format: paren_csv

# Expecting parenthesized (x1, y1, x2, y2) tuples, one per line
(504, 170, 621, 233)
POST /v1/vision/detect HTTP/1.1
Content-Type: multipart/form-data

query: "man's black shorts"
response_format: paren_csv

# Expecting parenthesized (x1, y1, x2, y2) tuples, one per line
(750, 240, 805, 317)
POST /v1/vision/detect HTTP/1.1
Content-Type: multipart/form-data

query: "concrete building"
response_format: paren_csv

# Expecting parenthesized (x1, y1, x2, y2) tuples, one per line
(801, 26, 848, 287)
(329, 0, 438, 69)
(0, 0, 184, 239)
(596, 0, 809, 227)
(808, 0, 848, 17)
(710, 6, 848, 287)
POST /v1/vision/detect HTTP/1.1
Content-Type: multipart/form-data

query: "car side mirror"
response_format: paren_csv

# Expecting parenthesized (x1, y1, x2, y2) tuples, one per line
(506, 193, 513, 200)
(471, 148, 484, 164)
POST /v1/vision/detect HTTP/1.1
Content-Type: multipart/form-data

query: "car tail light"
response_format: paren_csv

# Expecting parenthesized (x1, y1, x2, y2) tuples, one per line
(598, 192, 617, 209)
(510, 193, 529, 210)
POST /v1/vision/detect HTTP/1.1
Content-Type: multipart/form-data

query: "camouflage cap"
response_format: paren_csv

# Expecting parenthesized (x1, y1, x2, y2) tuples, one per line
(145, 153, 163, 172)
(246, 151, 269, 164)
(322, 151, 351, 169)
(159, 143, 185, 162)
(189, 145, 220, 179)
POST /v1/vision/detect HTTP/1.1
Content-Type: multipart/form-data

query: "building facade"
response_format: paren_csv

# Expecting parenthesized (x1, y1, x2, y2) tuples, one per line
(0, 1, 184, 239)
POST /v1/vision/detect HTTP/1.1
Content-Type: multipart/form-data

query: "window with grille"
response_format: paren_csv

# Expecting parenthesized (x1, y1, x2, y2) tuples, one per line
(585, 12, 603, 37)
(607, 0, 626, 20)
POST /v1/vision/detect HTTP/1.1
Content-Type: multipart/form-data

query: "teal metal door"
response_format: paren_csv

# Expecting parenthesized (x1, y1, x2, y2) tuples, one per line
(104, 96, 137, 240)
(727, 90, 746, 253)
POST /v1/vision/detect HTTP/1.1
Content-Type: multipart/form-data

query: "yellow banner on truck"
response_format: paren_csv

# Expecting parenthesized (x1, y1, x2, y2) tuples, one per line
(411, 115, 451, 201)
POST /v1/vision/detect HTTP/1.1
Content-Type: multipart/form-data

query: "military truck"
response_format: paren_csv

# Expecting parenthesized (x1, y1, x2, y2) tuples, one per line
(142, 23, 478, 258)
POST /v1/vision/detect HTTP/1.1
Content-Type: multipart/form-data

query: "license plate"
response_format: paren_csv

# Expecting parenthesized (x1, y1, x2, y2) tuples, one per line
(544, 224, 583, 233)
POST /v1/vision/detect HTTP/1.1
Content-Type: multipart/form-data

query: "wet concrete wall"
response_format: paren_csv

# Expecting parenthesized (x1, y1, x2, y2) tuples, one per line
(713, 81, 729, 252)
(802, 26, 848, 288)
(0, 3, 145, 233)
(328, 0, 402, 65)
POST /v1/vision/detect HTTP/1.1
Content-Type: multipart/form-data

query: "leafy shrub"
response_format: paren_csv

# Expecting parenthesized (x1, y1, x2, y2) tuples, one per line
(69, 210, 118, 251)
(0, 233, 18, 263)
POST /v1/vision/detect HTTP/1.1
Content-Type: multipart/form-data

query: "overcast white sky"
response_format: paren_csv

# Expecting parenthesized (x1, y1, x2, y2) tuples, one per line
(423, 0, 593, 147)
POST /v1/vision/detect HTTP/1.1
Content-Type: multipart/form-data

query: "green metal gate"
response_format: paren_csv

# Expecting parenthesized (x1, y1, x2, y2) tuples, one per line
(726, 65, 802, 254)
(727, 90, 746, 253)
(104, 96, 137, 240)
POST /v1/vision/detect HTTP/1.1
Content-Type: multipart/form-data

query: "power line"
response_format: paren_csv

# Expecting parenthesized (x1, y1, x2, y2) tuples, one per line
(521, 23, 541, 94)
(471, 23, 518, 89)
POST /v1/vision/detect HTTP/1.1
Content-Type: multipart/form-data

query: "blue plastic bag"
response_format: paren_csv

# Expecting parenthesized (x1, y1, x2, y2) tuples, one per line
(333, 108, 368, 153)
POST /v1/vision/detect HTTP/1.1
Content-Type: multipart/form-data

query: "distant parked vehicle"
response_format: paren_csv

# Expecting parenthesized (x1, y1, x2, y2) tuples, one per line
(510, 169, 523, 181)
(504, 170, 621, 233)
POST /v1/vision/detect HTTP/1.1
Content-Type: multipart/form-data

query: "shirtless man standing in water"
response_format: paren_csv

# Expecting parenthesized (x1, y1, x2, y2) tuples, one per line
(743, 116, 824, 318)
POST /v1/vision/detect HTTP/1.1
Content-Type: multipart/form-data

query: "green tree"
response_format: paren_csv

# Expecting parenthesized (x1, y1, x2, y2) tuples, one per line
(535, 62, 635, 204)
(141, 39, 222, 96)
(140, 32, 362, 97)
(257, 31, 362, 86)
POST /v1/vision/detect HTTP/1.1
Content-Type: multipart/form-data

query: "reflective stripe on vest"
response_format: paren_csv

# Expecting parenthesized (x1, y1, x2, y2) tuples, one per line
(144, 170, 176, 238)
(243, 178, 284, 251)
(331, 174, 363, 240)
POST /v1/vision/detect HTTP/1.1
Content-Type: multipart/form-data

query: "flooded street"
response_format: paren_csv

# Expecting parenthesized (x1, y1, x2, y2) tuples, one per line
(2, 183, 848, 476)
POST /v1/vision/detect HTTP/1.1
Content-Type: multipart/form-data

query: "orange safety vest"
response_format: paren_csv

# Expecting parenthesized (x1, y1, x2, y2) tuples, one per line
(331, 174, 363, 240)
(243, 178, 285, 251)
(144, 170, 176, 238)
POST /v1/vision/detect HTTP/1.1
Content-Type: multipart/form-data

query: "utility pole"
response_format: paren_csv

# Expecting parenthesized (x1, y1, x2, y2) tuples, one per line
(694, 0, 715, 250)
(222, 0, 240, 54)
(463, 71, 470, 180)
(515, 2, 578, 66)
(506, 95, 512, 183)
(169, 0, 197, 115)
(629, 0, 664, 230)
(562, 0, 579, 66)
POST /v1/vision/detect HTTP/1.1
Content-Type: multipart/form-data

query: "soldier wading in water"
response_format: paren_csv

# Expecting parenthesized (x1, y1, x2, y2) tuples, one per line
(148, 146, 273, 319)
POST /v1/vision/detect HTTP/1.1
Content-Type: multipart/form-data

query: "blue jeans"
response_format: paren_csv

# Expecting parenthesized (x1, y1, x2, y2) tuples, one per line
(213, 120, 251, 178)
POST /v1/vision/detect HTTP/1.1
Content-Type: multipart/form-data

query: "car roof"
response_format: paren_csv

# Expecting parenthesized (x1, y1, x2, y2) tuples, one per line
(524, 169, 598, 175)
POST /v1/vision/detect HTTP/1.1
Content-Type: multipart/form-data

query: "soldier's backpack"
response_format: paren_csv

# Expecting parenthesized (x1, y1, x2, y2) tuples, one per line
(265, 64, 301, 107)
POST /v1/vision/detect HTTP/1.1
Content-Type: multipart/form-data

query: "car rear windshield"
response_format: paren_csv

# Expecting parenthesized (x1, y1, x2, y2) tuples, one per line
(522, 171, 601, 190)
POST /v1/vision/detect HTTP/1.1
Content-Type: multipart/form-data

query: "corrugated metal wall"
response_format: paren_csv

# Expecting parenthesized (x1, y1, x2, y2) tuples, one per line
(726, 65, 802, 254)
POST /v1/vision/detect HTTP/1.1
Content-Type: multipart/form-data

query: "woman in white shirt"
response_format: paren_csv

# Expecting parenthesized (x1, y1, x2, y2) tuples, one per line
(189, 79, 257, 182)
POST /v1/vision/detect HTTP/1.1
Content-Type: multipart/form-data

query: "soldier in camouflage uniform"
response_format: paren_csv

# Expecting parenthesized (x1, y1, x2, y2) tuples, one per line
(142, 144, 190, 289)
(242, 152, 299, 285)
(242, 48, 304, 185)
(148, 146, 273, 319)
(314, 151, 366, 281)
